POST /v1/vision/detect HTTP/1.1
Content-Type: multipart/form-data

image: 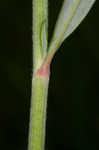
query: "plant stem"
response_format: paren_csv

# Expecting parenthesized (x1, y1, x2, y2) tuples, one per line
(33, 0, 48, 69)
(28, 0, 48, 149)
(28, 65, 50, 150)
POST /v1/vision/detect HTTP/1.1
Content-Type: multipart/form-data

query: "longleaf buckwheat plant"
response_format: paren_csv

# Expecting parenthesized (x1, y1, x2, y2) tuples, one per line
(28, 1, 96, 150)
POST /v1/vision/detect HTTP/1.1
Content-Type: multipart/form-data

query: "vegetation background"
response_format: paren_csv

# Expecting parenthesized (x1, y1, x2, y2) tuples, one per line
(0, 0, 99, 150)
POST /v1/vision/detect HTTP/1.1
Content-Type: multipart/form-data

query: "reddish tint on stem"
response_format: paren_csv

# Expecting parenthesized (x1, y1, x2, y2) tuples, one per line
(36, 61, 50, 77)
(35, 51, 54, 77)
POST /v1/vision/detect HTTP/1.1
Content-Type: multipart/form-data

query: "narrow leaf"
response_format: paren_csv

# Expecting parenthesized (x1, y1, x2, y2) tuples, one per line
(48, 0, 96, 56)
(62, 0, 96, 42)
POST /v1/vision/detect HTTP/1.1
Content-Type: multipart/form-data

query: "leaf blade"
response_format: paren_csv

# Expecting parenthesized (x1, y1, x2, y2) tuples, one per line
(48, 0, 96, 54)
(62, 0, 96, 41)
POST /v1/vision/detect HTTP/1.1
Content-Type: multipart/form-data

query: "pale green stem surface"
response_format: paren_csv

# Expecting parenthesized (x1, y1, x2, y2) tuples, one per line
(33, 0, 48, 69)
(28, 73, 49, 150)
(28, 0, 48, 150)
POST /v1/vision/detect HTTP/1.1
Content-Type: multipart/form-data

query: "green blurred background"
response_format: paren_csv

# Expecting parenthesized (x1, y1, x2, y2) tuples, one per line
(0, 0, 99, 150)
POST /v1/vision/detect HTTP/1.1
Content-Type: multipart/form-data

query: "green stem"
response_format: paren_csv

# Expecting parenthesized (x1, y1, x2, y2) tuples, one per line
(33, 0, 48, 69)
(28, 0, 48, 149)
(28, 66, 50, 150)
(28, 0, 50, 149)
